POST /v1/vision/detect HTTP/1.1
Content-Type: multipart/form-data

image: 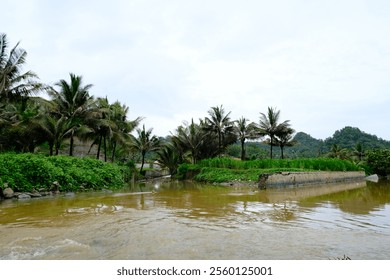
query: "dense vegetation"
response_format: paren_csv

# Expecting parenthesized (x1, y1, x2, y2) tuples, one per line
(0, 153, 126, 192)
(177, 157, 364, 183)
(1, 32, 390, 192)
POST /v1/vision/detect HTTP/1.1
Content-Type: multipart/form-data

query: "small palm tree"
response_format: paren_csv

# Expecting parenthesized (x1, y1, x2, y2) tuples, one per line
(275, 127, 296, 159)
(156, 143, 179, 176)
(259, 107, 291, 159)
(328, 144, 349, 160)
(35, 114, 71, 155)
(234, 117, 259, 160)
(130, 124, 160, 173)
(353, 142, 365, 162)
(172, 119, 212, 164)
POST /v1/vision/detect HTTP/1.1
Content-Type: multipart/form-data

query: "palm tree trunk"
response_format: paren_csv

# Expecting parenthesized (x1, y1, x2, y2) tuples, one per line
(140, 151, 146, 173)
(103, 135, 107, 162)
(240, 139, 246, 160)
(270, 136, 274, 159)
(96, 135, 102, 160)
(69, 134, 74, 156)
(111, 141, 117, 162)
(55, 142, 60, 155)
(49, 143, 54, 156)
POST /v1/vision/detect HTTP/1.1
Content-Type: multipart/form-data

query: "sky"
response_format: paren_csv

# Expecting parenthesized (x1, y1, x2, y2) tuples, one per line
(2, 0, 390, 140)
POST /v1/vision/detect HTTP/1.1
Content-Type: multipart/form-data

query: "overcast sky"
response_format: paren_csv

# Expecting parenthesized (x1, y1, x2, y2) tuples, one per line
(3, 0, 390, 140)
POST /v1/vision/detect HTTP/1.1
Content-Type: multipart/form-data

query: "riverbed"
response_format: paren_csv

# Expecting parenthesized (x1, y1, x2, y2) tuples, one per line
(1, 180, 389, 259)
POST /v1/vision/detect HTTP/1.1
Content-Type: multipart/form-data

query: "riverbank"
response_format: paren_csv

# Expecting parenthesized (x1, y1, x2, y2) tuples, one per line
(177, 157, 367, 188)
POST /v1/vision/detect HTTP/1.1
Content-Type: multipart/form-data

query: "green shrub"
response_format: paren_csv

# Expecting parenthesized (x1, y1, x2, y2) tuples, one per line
(0, 153, 125, 192)
(366, 149, 390, 176)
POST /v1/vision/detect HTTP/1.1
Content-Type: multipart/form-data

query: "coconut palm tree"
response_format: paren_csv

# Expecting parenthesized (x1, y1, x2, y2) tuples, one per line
(130, 124, 160, 173)
(0, 33, 42, 102)
(328, 144, 349, 160)
(49, 73, 94, 156)
(259, 107, 291, 159)
(353, 142, 365, 162)
(234, 117, 259, 160)
(275, 127, 296, 159)
(172, 119, 208, 164)
(109, 101, 142, 162)
(35, 114, 71, 155)
(156, 142, 180, 175)
(204, 105, 236, 155)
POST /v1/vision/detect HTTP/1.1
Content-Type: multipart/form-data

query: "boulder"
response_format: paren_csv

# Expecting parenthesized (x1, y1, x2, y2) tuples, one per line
(18, 193, 31, 199)
(3, 187, 14, 199)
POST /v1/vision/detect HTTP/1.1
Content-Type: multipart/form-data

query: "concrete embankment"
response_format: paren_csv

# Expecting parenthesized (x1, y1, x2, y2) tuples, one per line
(258, 171, 366, 189)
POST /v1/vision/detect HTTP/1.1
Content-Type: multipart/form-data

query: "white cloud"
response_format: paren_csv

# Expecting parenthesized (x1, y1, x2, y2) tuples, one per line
(2, 0, 390, 140)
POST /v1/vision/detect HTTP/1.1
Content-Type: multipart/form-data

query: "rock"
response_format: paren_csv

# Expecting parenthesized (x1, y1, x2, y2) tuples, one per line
(18, 193, 31, 199)
(3, 187, 14, 198)
(50, 181, 60, 192)
(30, 192, 42, 198)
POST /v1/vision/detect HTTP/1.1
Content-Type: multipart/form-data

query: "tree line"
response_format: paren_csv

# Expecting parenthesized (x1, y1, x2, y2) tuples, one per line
(1, 33, 297, 175)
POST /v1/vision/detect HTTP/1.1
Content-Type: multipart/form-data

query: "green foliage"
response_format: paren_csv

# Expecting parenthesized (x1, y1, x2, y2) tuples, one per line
(177, 157, 363, 183)
(196, 157, 360, 171)
(194, 167, 306, 183)
(0, 153, 125, 192)
(366, 149, 390, 176)
(175, 163, 201, 180)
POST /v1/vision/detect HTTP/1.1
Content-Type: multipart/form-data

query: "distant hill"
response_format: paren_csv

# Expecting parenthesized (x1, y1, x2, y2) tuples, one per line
(288, 126, 390, 158)
(226, 126, 390, 159)
(288, 132, 325, 158)
(323, 126, 390, 150)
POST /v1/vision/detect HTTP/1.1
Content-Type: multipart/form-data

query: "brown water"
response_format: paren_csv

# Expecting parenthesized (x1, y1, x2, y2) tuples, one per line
(1, 180, 389, 260)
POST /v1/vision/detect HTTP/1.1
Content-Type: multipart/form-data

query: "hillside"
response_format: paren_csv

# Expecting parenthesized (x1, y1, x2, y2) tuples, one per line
(323, 126, 390, 150)
(227, 126, 390, 159)
(289, 126, 390, 158)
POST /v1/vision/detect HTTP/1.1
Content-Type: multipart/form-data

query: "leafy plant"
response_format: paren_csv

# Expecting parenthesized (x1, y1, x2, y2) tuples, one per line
(0, 153, 125, 192)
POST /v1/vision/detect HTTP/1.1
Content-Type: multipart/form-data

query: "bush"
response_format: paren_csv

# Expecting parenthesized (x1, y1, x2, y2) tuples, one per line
(0, 153, 125, 192)
(366, 149, 390, 176)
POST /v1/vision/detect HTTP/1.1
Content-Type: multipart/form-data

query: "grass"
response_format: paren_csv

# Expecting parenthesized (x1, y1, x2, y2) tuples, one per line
(177, 157, 363, 183)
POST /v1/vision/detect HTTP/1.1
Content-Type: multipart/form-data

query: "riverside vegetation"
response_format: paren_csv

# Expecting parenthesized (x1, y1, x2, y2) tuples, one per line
(1, 32, 390, 197)
(0, 153, 128, 193)
(176, 157, 364, 183)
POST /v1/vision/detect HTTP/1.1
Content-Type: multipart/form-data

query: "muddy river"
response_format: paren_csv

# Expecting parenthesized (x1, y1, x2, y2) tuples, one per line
(1, 180, 389, 259)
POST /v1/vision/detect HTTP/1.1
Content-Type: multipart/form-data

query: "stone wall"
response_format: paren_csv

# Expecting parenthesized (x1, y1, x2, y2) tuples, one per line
(258, 171, 366, 189)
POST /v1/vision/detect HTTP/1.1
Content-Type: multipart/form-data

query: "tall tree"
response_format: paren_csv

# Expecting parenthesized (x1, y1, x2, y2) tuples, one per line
(109, 101, 142, 162)
(0, 33, 42, 102)
(259, 107, 291, 159)
(205, 105, 236, 155)
(234, 117, 259, 160)
(49, 73, 94, 156)
(130, 125, 160, 173)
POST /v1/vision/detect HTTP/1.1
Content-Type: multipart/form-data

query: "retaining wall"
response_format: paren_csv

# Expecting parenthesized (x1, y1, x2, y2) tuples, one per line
(258, 171, 366, 189)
